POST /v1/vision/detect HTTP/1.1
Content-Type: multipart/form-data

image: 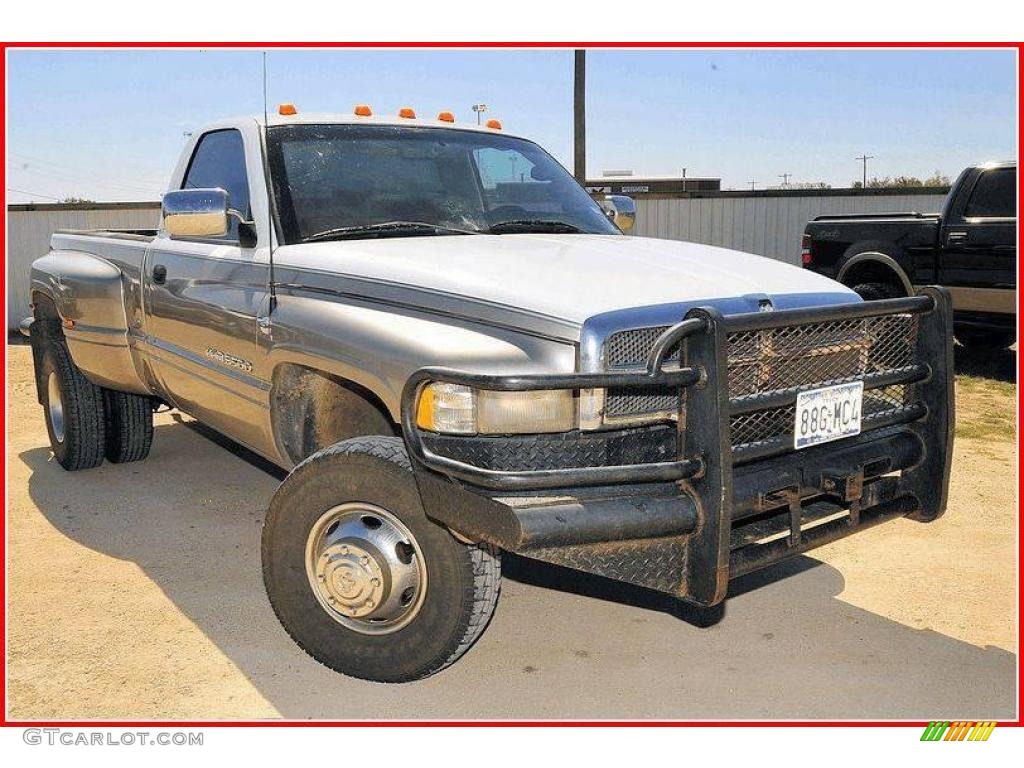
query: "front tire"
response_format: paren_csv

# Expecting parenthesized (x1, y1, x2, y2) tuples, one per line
(262, 436, 501, 682)
(38, 327, 106, 471)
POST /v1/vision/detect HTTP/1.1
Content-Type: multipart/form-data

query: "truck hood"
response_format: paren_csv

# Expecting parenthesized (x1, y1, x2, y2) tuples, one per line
(275, 234, 857, 337)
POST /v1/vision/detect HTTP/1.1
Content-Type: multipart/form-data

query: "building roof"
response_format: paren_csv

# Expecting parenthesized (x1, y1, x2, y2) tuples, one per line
(592, 175, 720, 182)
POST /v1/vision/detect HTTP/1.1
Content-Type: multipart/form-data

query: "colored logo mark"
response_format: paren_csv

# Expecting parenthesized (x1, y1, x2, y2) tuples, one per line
(920, 721, 997, 741)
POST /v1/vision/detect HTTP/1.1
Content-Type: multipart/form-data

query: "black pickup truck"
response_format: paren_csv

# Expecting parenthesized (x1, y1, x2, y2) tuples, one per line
(802, 162, 1017, 350)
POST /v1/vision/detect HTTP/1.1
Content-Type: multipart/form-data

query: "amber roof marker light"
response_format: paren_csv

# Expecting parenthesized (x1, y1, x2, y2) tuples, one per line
(485, 119, 502, 130)
(437, 111, 455, 123)
(398, 107, 417, 119)
(354, 104, 373, 117)
(277, 103, 298, 116)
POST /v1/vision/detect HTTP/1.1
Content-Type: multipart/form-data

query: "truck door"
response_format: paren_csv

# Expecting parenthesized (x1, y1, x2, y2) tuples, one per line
(143, 128, 270, 451)
(939, 165, 1017, 313)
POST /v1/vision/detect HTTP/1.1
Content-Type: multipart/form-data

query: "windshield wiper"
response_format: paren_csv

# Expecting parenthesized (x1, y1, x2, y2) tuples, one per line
(488, 219, 582, 234)
(302, 221, 484, 243)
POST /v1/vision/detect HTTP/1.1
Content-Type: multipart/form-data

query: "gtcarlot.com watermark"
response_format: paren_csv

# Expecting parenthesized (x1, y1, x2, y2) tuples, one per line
(23, 728, 203, 747)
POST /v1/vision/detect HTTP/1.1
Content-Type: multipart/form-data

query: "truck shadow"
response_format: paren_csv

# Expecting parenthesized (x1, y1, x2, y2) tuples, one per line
(17, 418, 1017, 720)
(954, 344, 1016, 383)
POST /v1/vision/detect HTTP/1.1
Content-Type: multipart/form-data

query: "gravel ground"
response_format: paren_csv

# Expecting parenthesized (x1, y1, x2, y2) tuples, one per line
(5, 343, 1017, 720)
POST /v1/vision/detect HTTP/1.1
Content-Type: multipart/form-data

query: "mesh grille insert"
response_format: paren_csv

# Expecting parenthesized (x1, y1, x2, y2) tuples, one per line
(600, 312, 921, 450)
(604, 326, 677, 418)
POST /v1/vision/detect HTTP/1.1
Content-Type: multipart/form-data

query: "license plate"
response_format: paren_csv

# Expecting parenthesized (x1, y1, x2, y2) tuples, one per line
(794, 381, 863, 450)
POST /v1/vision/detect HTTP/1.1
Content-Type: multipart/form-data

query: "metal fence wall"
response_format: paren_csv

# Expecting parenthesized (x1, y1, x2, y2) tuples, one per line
(633, 192, 947, 265)
(6, 203, 160, 331)
(5, 192, 947, 332)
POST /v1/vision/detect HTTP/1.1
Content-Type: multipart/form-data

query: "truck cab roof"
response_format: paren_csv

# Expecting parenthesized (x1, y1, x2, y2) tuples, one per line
(202, 111, 524, 139)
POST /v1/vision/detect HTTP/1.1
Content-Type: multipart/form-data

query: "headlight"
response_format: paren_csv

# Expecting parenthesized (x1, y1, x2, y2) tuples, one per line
(416, 383, 576, 434)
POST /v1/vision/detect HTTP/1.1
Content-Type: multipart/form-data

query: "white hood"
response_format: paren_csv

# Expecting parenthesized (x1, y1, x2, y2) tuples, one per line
(276, 233, 857, 327)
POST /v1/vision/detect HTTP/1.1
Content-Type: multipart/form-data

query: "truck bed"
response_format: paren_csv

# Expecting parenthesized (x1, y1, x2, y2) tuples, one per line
(812, 211, 941, 222)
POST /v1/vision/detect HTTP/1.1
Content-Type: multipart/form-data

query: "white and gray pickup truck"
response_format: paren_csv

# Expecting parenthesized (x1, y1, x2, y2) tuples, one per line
(24, 107, 954, 682)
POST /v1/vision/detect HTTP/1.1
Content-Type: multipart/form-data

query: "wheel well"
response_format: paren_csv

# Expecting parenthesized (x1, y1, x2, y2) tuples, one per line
(31, 291, 60, 321)
(270, 364, 398, 466)
(29, 292, 62, 404)
(840, 258, 909, 295)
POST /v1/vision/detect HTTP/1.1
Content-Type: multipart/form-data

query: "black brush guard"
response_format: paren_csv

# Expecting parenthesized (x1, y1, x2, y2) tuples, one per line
(400, 288, 954, 606)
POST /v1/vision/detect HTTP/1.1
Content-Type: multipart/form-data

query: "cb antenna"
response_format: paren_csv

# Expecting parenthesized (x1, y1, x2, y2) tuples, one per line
(263, 51, 277, 312)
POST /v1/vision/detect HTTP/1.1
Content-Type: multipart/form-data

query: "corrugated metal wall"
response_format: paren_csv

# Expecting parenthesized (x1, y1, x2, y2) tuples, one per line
(633, 193, 947, 265)
(6, 204, 159, 330)
(5, 192, 947, 332)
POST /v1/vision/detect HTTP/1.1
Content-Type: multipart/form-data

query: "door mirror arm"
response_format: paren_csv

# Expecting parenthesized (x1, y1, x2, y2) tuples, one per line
(237, 219, 258, 248)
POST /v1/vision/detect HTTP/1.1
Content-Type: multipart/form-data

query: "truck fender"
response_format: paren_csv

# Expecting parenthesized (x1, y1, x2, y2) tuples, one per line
(836, 247, 914, 296)
(264, 297, 575, 466)
(29, 250, 150, 394)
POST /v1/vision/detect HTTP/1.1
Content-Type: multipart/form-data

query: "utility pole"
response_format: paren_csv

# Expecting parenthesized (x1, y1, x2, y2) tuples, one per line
(855, 153, 874, 187)
(748, 180, 758, 191)
(778, 172, 791, 187)
(471, 104, 488, 125)
(573, 49, 586, 184)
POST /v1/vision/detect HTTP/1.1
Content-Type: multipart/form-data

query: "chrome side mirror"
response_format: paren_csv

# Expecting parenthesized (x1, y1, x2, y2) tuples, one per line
(162, 188, 230, 238)
(602, 194, 636, 232)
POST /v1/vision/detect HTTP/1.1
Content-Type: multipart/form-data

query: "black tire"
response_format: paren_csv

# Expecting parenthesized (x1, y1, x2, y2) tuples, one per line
(38, 325, 106, 471)
(957, 328, 1015, 352)
(851, 281, 902, 301)
(262, 435, 501, 682)
(103, 389, 154, 463)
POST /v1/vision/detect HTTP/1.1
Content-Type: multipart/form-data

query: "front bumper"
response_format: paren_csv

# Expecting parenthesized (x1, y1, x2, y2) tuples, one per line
(401, 288, 954, 606)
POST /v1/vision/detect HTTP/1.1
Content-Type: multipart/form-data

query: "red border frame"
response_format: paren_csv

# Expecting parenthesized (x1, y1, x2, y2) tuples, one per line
(1, 40, 1021, 729)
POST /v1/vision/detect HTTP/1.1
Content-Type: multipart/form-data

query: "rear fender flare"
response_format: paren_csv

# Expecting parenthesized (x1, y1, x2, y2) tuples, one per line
(836, 250, 914, 296)
(29, 250, 149, 393)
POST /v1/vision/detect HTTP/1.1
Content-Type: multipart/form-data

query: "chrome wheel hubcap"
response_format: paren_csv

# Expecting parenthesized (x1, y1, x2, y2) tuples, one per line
(305, 503, 426, 635)
(47, 371, 65, 443)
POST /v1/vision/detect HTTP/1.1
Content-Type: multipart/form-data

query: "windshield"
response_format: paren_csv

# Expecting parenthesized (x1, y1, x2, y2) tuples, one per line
(266, 124, 620, 243)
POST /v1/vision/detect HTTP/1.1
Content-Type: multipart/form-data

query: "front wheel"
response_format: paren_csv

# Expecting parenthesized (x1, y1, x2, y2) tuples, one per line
(261, 436, 501, 682)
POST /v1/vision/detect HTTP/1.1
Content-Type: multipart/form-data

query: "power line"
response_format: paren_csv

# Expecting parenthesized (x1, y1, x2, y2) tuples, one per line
(8, 152, 168, 188)
(7, 187, 61, 201)
(8, 166, 163, 201)
(8, 162, 162, 195)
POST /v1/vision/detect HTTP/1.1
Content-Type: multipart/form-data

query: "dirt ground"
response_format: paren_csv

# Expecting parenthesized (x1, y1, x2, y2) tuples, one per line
(5, 342, 1017, 720)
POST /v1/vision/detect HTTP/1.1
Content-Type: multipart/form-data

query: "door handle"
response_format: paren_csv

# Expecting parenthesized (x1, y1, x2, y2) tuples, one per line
(947, 231, 968, 243)
(152, 264, 168, 284)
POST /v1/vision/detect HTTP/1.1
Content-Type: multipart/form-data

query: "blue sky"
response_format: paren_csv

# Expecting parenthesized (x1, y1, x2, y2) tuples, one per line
(5, 48, 1017, 202)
